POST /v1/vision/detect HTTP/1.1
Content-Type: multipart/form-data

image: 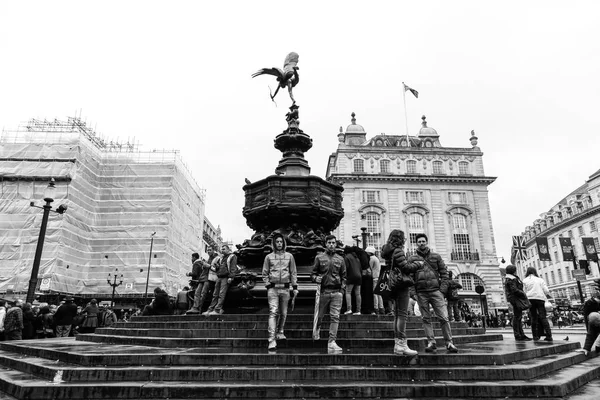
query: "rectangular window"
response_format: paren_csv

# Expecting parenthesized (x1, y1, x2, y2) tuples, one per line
(363, 190, 380, 203)
(578, 226, 584, 236)
(558, 269, 563, 283)
(565, 266, 570, 281)
(554, 251, 559, 263)
(433, 161, 444, 174)
(407, 160, 417, 174)
(458, 161, 470, 175)
(453, 233, 471, 259)
(591, 220, 597, 232)
(550, 271, 555, 285)
(551, 237, 556, 246)
(460, 274, 473, 291)
(380, 159, 390, 173)
(595, 237, 600, 254)
(353, 159, 364, 173)
(405, 191, 424, 204)
(568, 230, 573, 238)
(448, 192, 467, 204)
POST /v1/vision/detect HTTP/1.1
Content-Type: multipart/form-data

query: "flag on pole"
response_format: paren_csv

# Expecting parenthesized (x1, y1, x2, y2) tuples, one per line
(535, 237, 552, 262)
(403, 83, 419, 98)
(559, 237, 574, 261)
(511, 235, 527, 261)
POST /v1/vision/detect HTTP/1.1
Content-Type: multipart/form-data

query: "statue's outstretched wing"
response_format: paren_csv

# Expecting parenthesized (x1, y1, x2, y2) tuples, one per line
(251, 68, 284, 80)
(283, 52, 299, 74)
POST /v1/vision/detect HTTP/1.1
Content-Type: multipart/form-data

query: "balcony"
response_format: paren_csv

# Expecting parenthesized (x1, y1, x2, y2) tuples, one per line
(450, 250, 480, 262)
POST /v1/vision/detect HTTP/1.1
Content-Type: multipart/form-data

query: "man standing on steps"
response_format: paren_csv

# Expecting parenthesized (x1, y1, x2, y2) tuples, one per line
(205, 244, 237, 315)
(187, 250, 215, 314)
(311, 234, 346, 354)
(405, 233, 458, 353)
(262, 232, 298, 351)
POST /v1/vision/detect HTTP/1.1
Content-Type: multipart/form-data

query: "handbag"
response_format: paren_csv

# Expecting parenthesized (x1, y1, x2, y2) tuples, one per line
(373, 269, 392, 297)
(513, 296, 531, 311)
(388, 267, 414, 290)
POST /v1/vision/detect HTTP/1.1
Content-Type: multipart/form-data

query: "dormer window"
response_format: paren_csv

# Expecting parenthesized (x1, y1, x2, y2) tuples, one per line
(380, 159, 390, 173)
(353, 159, 364, 173)
(407, 160, 417, 174)
(432, 161, 444, 174)
(458, 161, 470, 175)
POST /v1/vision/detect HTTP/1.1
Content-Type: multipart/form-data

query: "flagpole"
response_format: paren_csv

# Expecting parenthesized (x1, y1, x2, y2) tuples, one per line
(402, 82, 409, 147)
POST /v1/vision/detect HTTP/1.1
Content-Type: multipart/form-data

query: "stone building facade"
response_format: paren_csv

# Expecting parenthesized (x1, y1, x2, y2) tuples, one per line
(517, 168, 600, 304)
(326, 113, 505, 313)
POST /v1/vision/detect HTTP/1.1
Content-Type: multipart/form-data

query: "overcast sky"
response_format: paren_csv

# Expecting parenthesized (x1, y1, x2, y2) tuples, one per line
(1, 1, 599, 261)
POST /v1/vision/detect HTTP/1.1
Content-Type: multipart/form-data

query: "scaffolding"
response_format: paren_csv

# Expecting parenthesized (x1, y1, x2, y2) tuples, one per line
(0, 117, 206, 298)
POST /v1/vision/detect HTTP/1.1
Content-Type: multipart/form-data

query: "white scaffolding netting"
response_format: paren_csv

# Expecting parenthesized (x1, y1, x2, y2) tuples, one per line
(0, 118, 205, 298)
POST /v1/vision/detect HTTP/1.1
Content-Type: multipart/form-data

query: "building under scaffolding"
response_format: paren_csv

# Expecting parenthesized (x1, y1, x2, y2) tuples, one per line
(0, 117, 205, 303)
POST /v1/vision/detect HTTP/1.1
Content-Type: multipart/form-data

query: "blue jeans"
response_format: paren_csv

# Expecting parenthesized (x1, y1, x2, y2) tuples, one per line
(416, 290, 453, 345)
(315, 290, 343, 343)
(208, 277, 229, 313)
(267, 288, 290, 340)
(393, 288, 410, 340)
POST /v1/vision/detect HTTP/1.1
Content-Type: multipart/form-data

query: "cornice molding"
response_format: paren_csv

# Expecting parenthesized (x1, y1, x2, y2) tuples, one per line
(329, 173, 496, 185)
(523, 204, 600, 246)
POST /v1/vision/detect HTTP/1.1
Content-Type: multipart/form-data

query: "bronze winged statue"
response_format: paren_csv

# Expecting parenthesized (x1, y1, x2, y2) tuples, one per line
(252, 52, 299, 104)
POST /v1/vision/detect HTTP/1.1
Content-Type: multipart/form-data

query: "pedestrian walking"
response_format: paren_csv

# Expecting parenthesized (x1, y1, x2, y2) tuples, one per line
(405, 233, 458, 353)
(262, 232, 298, 351)
(523, 267, 553, 341)
(311, 234, 346, 354)
(503, 264, 531, 341)
(381, 229, 418, 356)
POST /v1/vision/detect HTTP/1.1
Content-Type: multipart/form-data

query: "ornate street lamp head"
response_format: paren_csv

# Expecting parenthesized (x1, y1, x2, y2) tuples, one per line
(43, 178, 56, 203)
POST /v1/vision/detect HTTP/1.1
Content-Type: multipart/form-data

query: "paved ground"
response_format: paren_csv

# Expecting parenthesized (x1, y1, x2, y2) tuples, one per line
(487, 325, 589, 348)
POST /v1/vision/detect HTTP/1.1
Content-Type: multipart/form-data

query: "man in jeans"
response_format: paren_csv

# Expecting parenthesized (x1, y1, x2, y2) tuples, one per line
(187, 250, 215, 314)
(405, 233, 458, 353)
(311, 235, 346, 354)
(205, 244, 237, 315)
(262, 232, 298, 350)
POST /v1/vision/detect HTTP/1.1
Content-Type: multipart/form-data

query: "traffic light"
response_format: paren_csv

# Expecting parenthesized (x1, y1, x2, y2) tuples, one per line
(579, 259, 591, 275)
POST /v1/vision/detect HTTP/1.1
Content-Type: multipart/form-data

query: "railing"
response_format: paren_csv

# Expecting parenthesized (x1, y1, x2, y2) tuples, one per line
(450, 250, 480, 261)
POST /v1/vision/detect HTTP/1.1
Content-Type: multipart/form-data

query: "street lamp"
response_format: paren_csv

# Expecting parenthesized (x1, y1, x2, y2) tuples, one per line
(27, 178, 67, 304)
(107, 267, 123, 308)
(143, 232, 156, 304)
(360, 216, 368, 250)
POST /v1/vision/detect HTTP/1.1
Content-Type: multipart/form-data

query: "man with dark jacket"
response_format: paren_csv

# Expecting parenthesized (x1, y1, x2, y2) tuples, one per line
(186, 251, 212, 314)
(311, 235, 347, 354)
(4, 300, 24, 340)
(54, 296, 78, 337)
(446, 271, 464, 322)
(404, 233, 458, 353)
(205, 244, 237, 315)
(262, 232, 298, 350)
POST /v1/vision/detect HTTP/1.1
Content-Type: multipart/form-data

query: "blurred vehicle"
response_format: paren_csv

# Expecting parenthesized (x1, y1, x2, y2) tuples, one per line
(569, 311, 584, 323)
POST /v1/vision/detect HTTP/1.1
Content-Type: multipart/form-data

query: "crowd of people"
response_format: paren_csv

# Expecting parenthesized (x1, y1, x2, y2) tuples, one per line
(0, 297, 128, 341)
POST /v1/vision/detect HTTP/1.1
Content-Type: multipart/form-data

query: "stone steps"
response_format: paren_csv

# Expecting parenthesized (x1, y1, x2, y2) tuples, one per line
(0, 356, 599, 399)
(0, 313, 599, 399)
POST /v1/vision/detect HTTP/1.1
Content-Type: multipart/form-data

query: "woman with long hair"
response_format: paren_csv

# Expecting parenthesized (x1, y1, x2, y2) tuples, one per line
(381, 229, 418, 356)
(523, 267, 552, 341)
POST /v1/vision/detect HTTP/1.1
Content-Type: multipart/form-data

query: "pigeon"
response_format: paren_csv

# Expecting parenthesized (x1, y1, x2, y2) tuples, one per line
(244, 178, 251, 184)
(564, 336, 569, 341)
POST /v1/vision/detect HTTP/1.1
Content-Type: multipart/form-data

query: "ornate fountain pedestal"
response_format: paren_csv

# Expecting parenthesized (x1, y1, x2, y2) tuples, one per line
(238, 105, 343, 275)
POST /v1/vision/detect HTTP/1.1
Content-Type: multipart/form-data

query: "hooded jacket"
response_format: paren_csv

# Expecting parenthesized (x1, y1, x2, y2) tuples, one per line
(262, 234, 298, 289)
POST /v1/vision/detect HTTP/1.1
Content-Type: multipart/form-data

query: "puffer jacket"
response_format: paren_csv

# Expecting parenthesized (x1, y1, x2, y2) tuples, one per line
(311, 250, 346, 291)
(381, 243, 407, 271)
(262, 235, 298, 289)
(405, 248, 449, 293)
(504, 274, 527, 303)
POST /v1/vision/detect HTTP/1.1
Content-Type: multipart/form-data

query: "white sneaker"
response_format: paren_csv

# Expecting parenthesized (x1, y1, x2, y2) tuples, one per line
(268, 340, 277, 351)
(327, 341, 343, 354)
(202, 310, 211, 316)
(353, 312, 361, 315)
(312, 332, 320, 341)
(344, 311, 352, 315)
(276, 333, 286, 340)
(208, 311, 220, 316)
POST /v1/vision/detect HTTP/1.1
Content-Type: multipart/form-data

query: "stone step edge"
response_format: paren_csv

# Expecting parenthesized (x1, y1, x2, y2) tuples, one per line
(0, 350, 588, 383)
(0, 356, 599, 399)
(0, 341, 580, 367)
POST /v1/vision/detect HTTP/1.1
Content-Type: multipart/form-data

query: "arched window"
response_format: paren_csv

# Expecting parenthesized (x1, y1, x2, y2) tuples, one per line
(407, 213, 425, 253)
(380, 159, 390, 173)
(353, 159, 364, 173)
(451, 213, 472, 260)
(457, 273, 484, 291)
(406, 160, 417, 174)
(364, 212, 382, 252)
(432, 161, 444, 174)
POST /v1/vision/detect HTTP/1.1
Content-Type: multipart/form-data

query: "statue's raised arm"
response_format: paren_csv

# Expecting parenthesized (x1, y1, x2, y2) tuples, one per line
(252, 52, 300, 105)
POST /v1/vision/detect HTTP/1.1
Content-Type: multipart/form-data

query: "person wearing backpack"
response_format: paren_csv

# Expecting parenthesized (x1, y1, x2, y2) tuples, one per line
(446, 271, 463, 322)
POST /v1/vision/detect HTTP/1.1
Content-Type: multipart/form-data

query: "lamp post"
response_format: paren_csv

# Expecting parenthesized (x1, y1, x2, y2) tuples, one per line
(143, 232, 156, 304)
(107, 268, 123, 308)
(359, 216, 368, 250)
(27, 178, 68, 304)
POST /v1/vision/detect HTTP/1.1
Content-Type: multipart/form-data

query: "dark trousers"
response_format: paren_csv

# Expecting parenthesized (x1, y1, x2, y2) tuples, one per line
(530, 299, 552, 339)
(511, 304, 525, 339)
(360, 276, 374, 314)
